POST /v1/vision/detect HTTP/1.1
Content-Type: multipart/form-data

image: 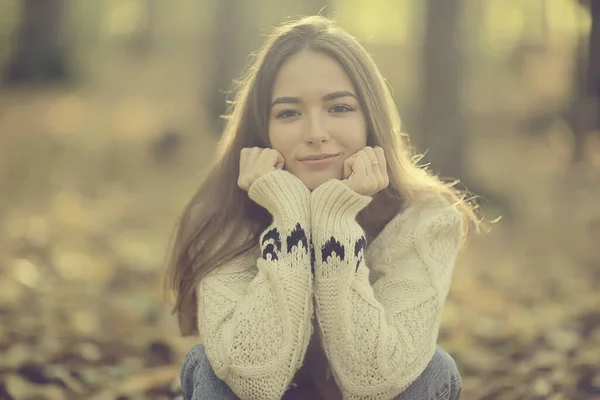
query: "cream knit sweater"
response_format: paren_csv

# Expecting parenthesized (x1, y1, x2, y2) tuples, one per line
(196, 170, 463, 400)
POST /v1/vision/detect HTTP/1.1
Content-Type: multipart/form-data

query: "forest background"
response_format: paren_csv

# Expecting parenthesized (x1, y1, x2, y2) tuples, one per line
(0, 1, 599, 399)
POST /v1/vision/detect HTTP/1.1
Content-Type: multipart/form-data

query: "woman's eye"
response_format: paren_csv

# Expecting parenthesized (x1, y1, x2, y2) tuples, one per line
(276, 110, 299, 119)
(330, 105, 353, 113)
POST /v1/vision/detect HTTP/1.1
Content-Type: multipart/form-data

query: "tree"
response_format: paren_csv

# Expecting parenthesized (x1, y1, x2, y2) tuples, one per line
(205, 0, 253, 135)
(128, 0, 159, 56)
(419, 0, 466, 182)
(3, 0, 72, 86)
(419, 0, 514, 220)
(568, 0, 600, 164)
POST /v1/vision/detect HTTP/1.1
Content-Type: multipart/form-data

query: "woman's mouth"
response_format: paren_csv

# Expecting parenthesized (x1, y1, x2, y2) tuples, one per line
(299, 153, 340, 166)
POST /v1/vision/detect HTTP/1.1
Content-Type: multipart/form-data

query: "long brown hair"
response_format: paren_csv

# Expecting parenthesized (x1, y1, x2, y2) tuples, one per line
(163, 15, 482, 336)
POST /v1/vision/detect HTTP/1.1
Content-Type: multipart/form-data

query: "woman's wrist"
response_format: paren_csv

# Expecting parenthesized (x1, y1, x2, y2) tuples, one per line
(310, 179, 372, 235)
(249, 170, 311, 226)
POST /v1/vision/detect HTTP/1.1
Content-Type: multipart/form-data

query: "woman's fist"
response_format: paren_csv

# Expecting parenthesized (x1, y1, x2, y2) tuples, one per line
(238, 147, 285, 191)
(342, 146, 389, 196)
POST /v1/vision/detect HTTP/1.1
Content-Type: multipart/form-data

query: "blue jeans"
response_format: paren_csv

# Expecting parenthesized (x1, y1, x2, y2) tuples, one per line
(180, 344, 462, 400)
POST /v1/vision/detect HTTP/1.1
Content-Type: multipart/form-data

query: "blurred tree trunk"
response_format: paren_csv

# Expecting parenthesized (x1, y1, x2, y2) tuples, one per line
(589, 0, 600, 130)
(3, 0, 71, 86)
(419, 0, 466, 181)
(206, 0, 251, 135)
(420, 0, 514, 221)
(129, 0, 159, 56)
(568, 0, 600, 163)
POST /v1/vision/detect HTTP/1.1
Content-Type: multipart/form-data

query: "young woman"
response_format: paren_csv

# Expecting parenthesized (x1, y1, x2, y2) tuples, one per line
(165, 15, 481, 400)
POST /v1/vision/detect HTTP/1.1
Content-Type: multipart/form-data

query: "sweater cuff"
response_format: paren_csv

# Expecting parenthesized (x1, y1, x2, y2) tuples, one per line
(310, 179, 372, 232)
(248, 170, 311, 225)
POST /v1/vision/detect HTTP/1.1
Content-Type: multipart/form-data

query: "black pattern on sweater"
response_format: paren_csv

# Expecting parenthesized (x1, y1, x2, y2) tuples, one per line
(319, 235, 367, 273)
(310, 241, 316, 275)
(354, 236, 366, 272)
(261, 227, 281, 261)
(287, 223, 308, 253)
(321, 237, 345, 262)
(261, 224, 309, 261)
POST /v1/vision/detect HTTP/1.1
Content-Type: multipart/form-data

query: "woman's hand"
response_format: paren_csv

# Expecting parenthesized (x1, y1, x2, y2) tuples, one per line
(342, 146, 389, 196)
(238, 147, 285, 192)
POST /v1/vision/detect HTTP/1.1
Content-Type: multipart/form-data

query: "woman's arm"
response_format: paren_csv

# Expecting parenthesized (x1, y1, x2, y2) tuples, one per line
(310, 179, 463, 400)
(198, 170, 314, 400)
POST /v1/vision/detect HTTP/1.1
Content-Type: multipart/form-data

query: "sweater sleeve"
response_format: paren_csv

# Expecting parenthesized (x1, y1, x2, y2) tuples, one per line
(197, 170, 314, 400)
(309, 179, 463, 400)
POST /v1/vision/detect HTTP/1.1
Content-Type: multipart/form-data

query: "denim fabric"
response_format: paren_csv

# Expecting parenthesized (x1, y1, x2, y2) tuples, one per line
(180, 344, 462, 400)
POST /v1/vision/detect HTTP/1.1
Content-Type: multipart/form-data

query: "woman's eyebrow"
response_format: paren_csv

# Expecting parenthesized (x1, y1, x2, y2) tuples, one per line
(322, 90, 356, 102)
(270, 90, 357, 108)
(271, 96, 300, 107)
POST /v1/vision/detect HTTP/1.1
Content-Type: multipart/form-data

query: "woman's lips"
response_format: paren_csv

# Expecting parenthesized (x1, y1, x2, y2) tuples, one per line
(299, 154, 340, 166)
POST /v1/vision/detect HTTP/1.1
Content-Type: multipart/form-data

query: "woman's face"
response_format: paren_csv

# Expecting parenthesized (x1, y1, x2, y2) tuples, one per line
(268, 50, 368, 190)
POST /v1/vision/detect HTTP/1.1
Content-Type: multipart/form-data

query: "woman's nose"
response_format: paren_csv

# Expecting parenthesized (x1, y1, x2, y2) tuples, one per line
(304, 113, 329, 143)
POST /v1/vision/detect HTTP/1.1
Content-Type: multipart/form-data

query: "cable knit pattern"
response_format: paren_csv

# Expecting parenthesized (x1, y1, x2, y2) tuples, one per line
(197, 170, 314, 400)
(310, 179, 463, 400)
